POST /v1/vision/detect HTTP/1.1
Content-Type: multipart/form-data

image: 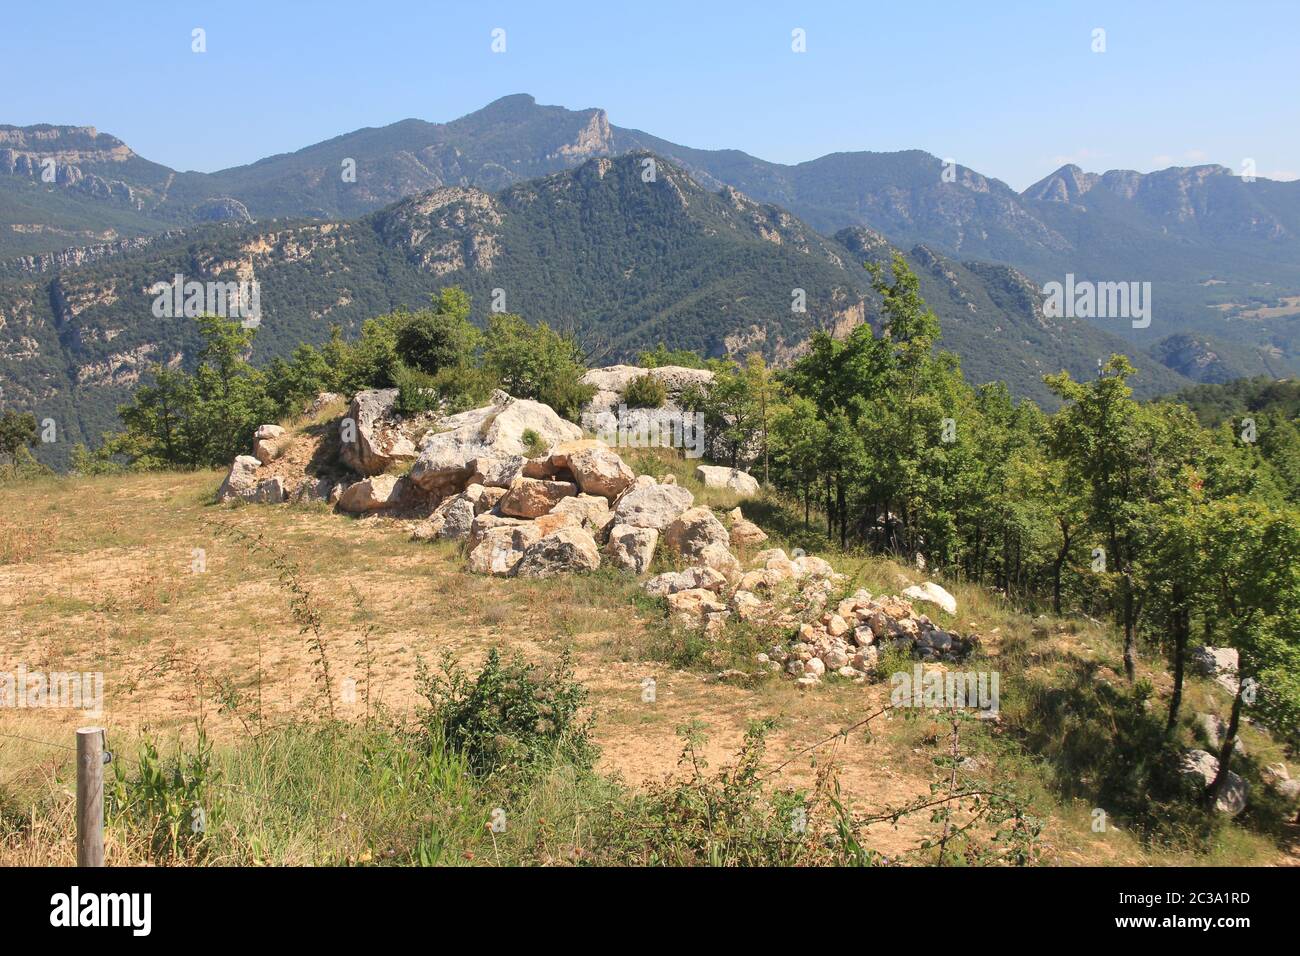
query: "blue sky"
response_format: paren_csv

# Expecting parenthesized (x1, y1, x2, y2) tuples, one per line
(4, 0, 1296, 190)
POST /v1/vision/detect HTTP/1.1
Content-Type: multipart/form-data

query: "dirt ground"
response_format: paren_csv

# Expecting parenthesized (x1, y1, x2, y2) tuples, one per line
(2, 469, 1294, 865)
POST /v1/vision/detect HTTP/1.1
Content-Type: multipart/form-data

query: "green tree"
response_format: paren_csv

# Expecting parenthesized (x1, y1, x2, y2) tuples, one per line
(481, 313, 595, 421)
(0, 410, 38, 464)
(1046, 357, 1199, 681)
(393, 287, 481, 376)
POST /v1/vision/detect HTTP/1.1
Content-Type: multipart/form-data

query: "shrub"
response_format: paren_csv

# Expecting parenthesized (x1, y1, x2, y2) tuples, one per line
(107, 729, 215, 863)
(520, 428, 548, 458)
(639, 342, 707, 369)
(416, 649, 596, 780)
(622, 373, 667, 409)
(393, 289, 481, 376)
(481, 313, 596, 420)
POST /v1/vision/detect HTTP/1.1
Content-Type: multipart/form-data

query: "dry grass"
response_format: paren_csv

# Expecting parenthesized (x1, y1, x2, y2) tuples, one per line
(1, 458, 1294, 866)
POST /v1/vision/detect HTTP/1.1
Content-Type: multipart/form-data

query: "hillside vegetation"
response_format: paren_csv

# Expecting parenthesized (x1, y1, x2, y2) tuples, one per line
(2, 263, 1297, 866)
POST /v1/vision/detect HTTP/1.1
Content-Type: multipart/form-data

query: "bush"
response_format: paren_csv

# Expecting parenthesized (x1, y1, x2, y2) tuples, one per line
(393, 289, 481, 376)
(639, 343, 707, 369)
(481, 314, 596, 420)
(622, 373, 667, 409)
(417, 649, 596, 780)
(520, 428, 548, 458)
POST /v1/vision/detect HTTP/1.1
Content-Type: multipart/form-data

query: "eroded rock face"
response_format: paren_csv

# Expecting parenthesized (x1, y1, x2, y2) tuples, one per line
(339, 389, 417, 476)
(613, 481, 694, 530)
(694, 465, 760, 495)
(337, 474, 404, 513)
(605, 524, 658, 574)
(216, 455, 263, 502)
(513, 527, 601, 578)
(498, 477, 578, 519)
(409, 391, 583, 495)
(664, 507, 730, 560)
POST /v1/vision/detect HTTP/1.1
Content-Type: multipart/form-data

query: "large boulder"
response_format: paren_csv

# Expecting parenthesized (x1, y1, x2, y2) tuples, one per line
(469, 513, 540, 550)
(290, 476, 336, 504)
(614, 481, 694, 530)
(695, 465, 761, 496)
(339, 389, 417, 476)
(580, 364, 714, 418)
(216, 455, 263, 502)
(337, 474, 404, 513)
(409, 391, 583, 495)
(1190, 646, 1239, 694)
(698, 542, 742, 580)
(727, 507, 769, 548)
(467, 523, 543, 576)
(1179, 749, 1249, 815)
(498, 477, 578, 519)
(902, 581, 958, 617)
(246, 477, 287, 504)
(643, 566, 729, 597)
(550, 494, 614, 539)
(411, 486, 493, 542)
(513, 527, 601, 578)
(468, 455, 526, 489)
(664, 507, 731, 559)
(252, 424, 288, 465)
(566, 444, 636, 500)
(605, 524, 658, 574)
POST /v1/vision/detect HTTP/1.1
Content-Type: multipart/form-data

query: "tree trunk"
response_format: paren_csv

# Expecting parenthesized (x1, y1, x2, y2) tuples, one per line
(1205, 679, 1245, 809)
(1052, 525, 1071, 615)
(837, 481, 847, 550)
(1165, 600, 1188, 735)
(1122, 574, 1137, 682)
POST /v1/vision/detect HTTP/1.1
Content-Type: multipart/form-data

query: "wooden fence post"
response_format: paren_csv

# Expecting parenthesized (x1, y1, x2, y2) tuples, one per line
(76, 727, 104, 867)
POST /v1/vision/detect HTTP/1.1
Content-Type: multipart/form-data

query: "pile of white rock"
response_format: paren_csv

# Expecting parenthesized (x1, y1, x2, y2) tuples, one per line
(759, 585, 972, 687)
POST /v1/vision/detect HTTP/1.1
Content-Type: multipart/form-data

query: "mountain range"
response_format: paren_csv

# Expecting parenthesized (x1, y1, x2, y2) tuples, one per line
(3, 94, 1298, 464)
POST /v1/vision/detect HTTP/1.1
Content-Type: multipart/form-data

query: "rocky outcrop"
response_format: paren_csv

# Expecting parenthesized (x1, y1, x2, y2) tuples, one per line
(409, 391, 582, 496)
(605, 524, 658, 573)
(339, 389, 417, 476)
(695, 465, 760, 495)
(663, 506, 730, 560)
(580, 364, 714, 418)
(513, 527, 602, 578)
(612, 480, 694, 530)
